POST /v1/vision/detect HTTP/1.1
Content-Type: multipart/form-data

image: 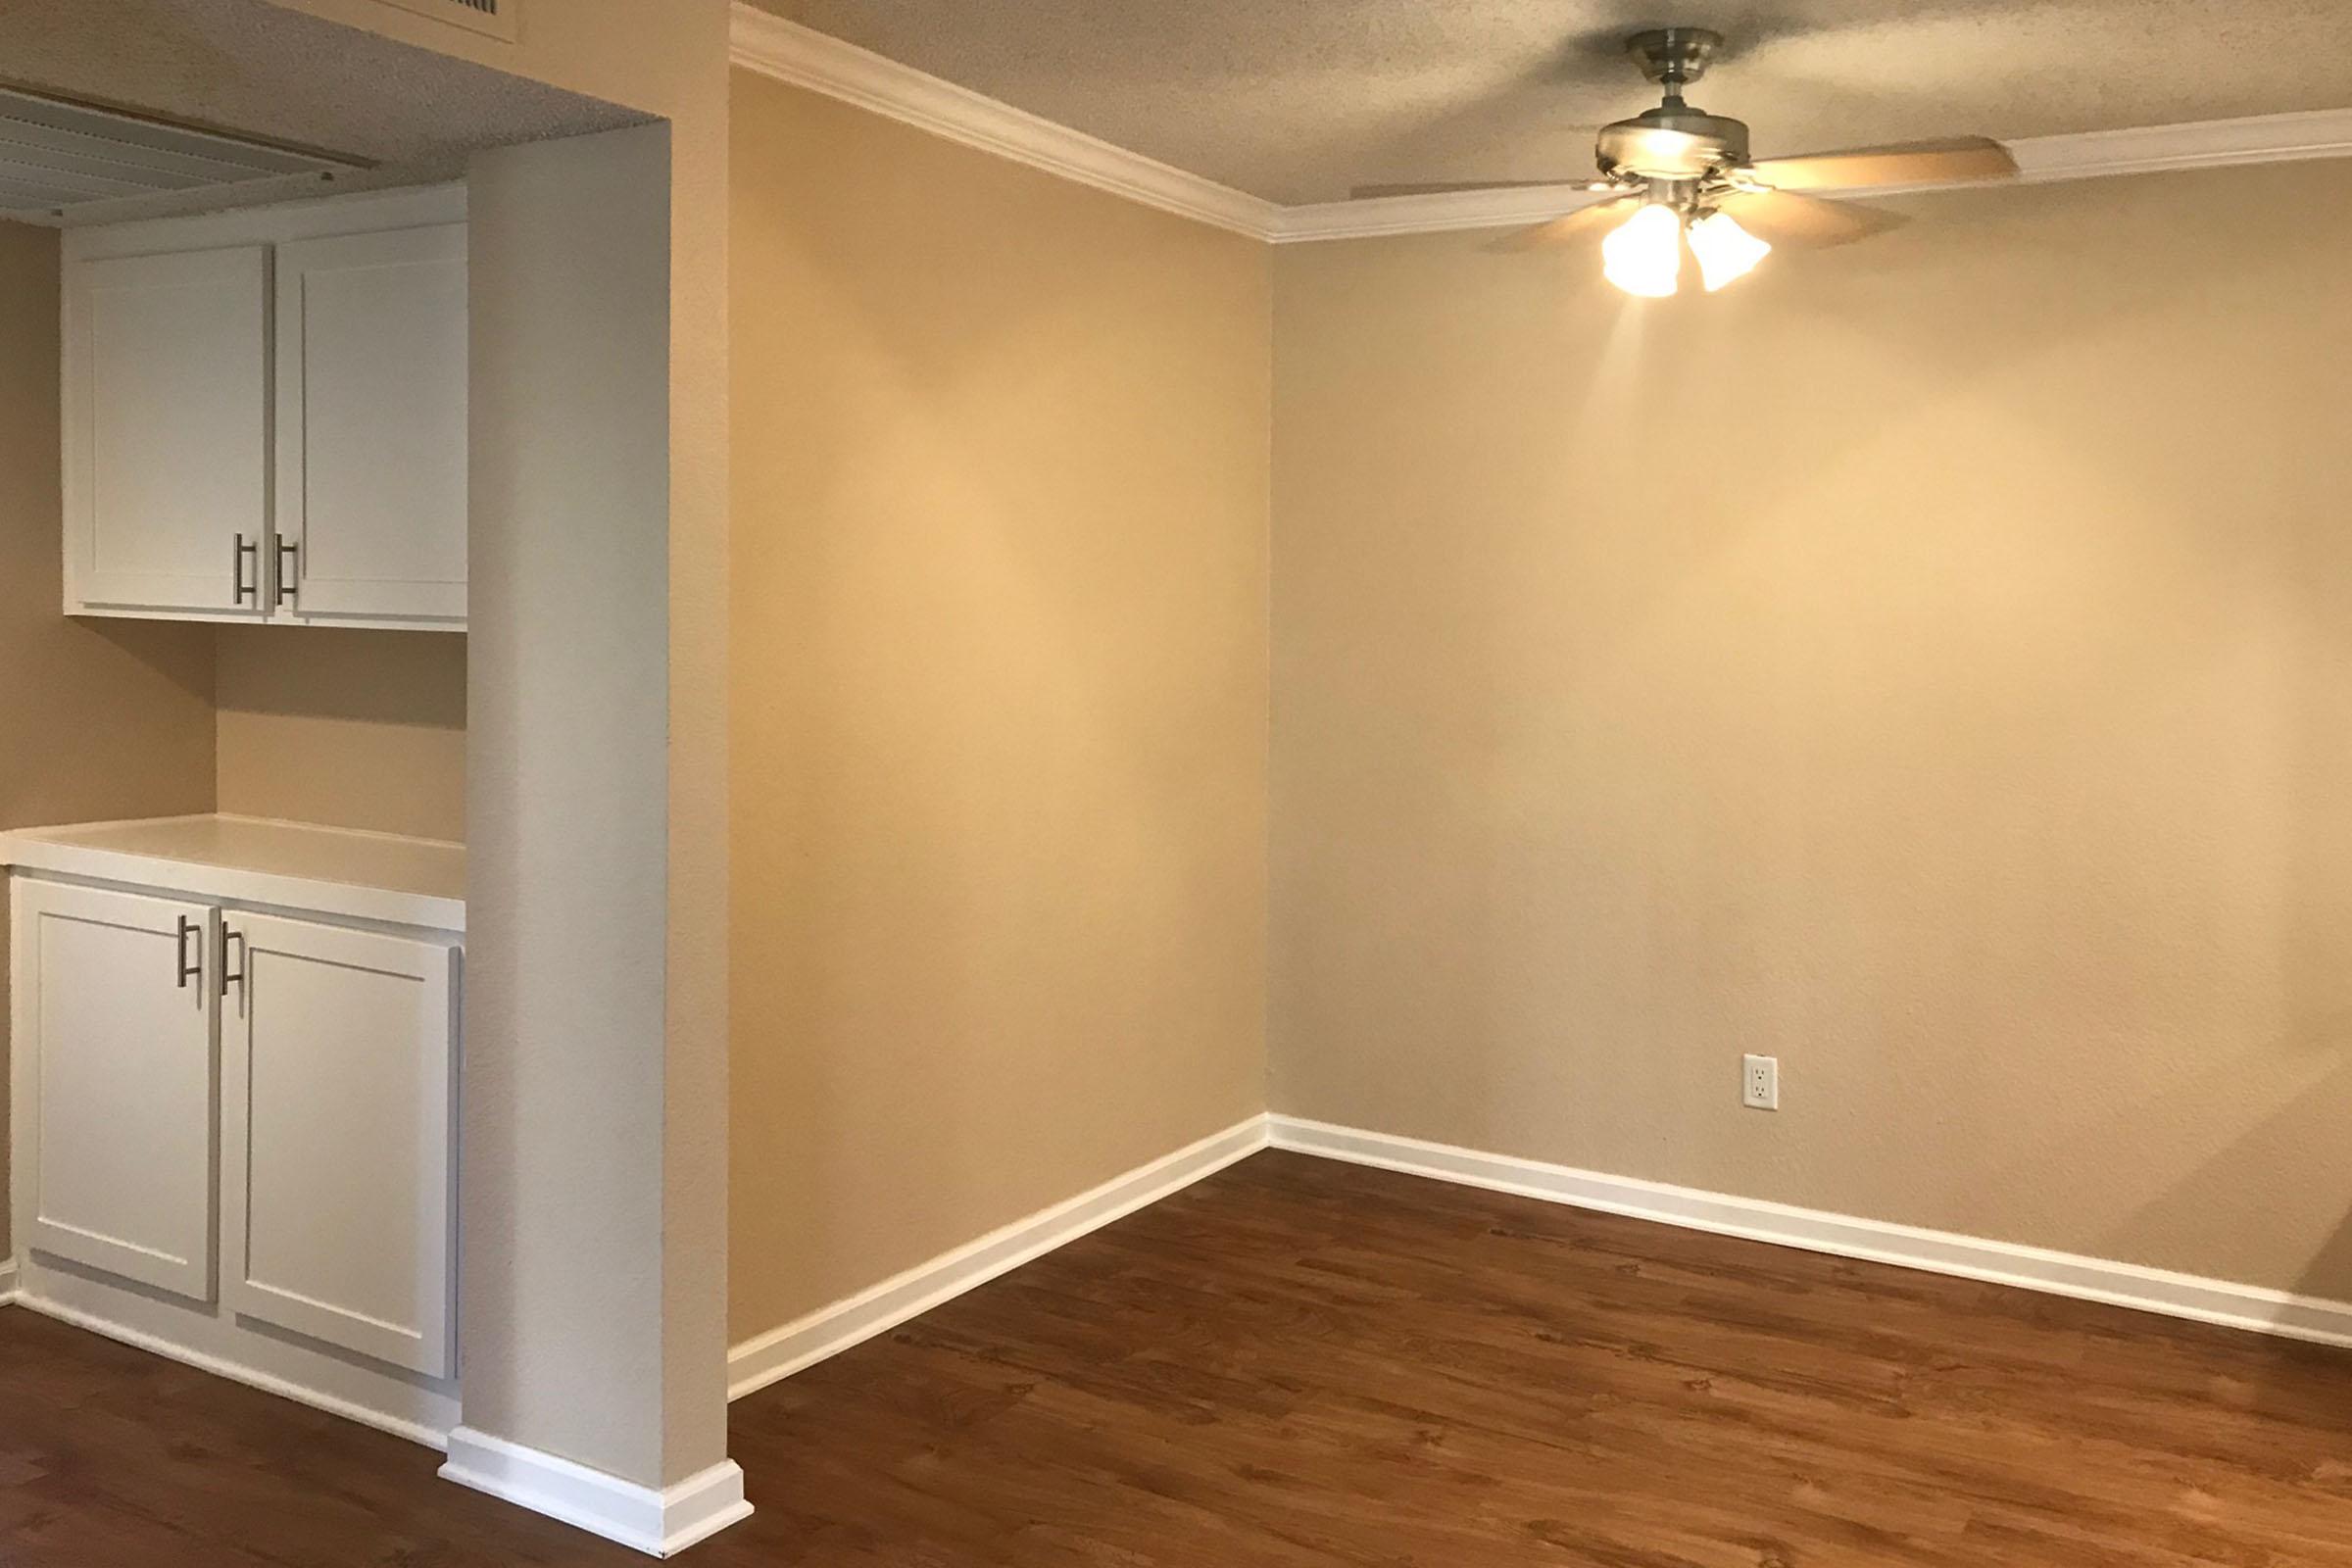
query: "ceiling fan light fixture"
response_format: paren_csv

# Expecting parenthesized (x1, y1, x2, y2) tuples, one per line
(1687, 209, 1771, 291)
(1383, 25, 2017, 294)
(1601, 203, 1683, 297)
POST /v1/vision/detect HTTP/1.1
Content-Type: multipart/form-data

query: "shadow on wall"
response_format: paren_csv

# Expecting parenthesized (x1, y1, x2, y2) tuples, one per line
(2243, 1134, 2352, 1428)
(0, 616, 217, 829)
(1936, 548, 2352, 1296)
(213, 623, 466, 842)
(215, 623, 466, 728)
(84, 618, 214, 705)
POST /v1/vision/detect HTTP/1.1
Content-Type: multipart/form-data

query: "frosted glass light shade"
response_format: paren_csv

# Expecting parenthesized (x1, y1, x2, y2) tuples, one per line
(1600, 204, 1682, 297)
(1687, 210, 1772, 291)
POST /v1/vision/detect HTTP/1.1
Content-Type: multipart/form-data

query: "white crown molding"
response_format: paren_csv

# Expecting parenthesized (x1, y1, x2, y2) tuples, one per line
(725, 6, 2352, 247)
(2010, 104, 2352, 183)
(727, 1114, 1268, 1399)
(1269, 1115, 2352, 1348)
(727, 4, 1280, 239)
(440, 1431, 753, 1558)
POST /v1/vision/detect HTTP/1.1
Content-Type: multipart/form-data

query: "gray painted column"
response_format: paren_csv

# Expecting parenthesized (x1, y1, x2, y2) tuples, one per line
(449, 121, 739, 1552)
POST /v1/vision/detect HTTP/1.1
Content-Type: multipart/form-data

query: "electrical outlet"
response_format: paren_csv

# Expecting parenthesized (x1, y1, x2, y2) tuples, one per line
(1742, 1054, 1779, 1110)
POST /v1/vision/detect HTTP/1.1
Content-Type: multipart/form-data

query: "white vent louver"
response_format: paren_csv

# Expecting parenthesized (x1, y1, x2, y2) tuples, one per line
(0, 88, 365, 222)
(363, 0, 520, 42)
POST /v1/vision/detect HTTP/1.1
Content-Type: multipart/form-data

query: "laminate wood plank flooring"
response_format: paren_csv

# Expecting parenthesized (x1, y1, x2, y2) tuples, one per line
(7, 1150, 2352, 1564)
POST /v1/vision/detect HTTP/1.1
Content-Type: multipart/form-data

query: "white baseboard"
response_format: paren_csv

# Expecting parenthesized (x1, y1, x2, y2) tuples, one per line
(727, 1113, 1269, 1398)
(1269, 1114, 2352, 1349)
(0, 1254, 17, 1304)
(726, 1105, 2352, 1407)
(439, 1428, 753, 1558)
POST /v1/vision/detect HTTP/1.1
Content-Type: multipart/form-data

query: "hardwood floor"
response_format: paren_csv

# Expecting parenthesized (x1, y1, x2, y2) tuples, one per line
(8, 1150, 2352, 1564)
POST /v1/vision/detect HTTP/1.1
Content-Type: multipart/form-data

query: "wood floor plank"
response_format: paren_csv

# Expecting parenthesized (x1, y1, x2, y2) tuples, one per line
(8, 1150, 2352, 1564)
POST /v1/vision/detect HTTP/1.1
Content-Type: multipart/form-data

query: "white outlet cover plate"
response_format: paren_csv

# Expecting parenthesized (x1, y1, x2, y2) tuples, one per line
(1742, 1054, 1779, 1110)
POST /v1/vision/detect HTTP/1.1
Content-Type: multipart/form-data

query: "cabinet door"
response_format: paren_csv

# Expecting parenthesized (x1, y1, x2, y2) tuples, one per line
(222, 913, 456, 1377)
(64, 245, 270, 617)
(10, 880, 217, 1300)
(273, 223, 467, 628)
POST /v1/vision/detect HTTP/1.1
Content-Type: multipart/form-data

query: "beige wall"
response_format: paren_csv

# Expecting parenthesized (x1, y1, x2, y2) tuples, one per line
(729, 76, 1272, 1340)
(0, 220, 218, 1256)
(216, 627, 466, 841)
(0, 223, 217, 831)
(1270, 159, 2352, 1299)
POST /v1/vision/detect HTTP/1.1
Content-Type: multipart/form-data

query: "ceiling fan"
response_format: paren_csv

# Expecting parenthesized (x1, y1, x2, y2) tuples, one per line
(1355, 27, 2019, 296)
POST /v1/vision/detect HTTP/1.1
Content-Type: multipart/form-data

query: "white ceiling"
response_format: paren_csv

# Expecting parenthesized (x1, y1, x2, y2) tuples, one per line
(0, 0, 641, 223)
(751, 0, 2352, 204)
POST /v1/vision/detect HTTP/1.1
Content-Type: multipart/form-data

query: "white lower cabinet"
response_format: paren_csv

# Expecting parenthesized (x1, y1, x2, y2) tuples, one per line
(9, 872, 460, 1388)
(223, 913, 457, 1377)
(15, 880, 219, 1300)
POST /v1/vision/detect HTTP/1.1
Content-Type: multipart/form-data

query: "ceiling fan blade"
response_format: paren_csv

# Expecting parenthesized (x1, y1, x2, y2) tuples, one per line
(1491, 197, 1637, 252)
(1350, 179, 1591, 199)
(1745, 136, 2017, 193)
(1712, 189, 1907, 250)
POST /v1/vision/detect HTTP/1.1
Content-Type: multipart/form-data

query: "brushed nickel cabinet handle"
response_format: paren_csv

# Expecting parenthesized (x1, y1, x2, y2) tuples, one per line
(274, 537, 298, 607)
(220, 926, 247, 999)
(233, 533, 260, 605)
(175, 915, 201, 989)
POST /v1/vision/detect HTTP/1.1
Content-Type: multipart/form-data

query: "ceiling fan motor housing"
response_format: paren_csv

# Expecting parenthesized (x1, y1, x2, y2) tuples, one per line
(1598, 25, 1749, 182)
(1595, 104, 1751, 180)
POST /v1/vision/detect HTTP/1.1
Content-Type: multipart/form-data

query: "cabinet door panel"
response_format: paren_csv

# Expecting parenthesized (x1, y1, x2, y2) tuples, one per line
(65, 245, 269, 615)
(274, 224, 467, 626)
(11, 880, 216, 1299)
(223, 914, 456, 1376)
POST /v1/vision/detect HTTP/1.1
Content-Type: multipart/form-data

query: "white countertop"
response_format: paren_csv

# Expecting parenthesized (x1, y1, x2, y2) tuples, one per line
(0, 813, 465, 932)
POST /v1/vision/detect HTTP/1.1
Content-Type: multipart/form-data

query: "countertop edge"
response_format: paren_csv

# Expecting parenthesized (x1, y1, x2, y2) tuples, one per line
(0, 830, 466, 935)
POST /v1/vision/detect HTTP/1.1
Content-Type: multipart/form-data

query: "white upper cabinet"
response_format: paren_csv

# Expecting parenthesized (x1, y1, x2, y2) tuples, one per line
(274, 224, 468, 627)
(61, 185, 467, 631)
(64, 245, 270, 617)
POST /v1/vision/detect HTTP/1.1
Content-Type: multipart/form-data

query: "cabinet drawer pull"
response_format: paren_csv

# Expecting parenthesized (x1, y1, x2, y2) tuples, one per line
(233, 533, 260, 605)
(174, 915, 201, 989)
(274, 538, 298, 607)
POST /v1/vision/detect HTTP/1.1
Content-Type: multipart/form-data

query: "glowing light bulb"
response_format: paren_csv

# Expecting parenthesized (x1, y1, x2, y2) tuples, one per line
(1686, 210, 1771, 292)
(1600, 204, 1683, 298)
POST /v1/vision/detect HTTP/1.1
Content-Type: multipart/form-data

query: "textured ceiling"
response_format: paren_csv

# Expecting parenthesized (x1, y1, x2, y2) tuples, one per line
(753, 0, 2352, 204)
(0, 0, 641, 223)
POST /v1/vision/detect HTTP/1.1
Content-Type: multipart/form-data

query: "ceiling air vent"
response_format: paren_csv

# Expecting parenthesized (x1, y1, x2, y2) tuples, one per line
(362, 0, 521, 43)
(0, 87, 366, 222)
